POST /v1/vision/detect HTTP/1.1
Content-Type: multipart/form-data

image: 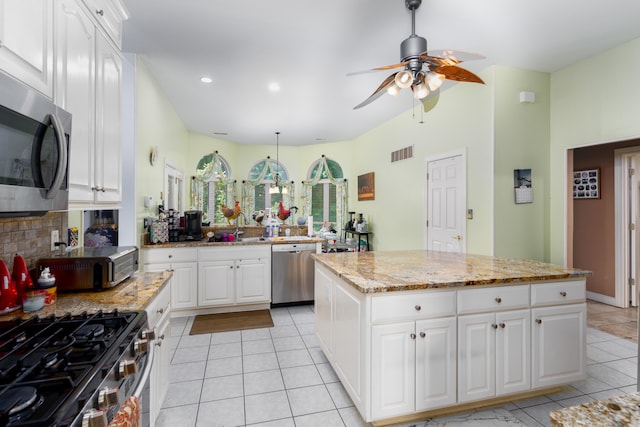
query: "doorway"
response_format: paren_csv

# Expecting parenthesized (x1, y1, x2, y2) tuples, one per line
(425, 150, 466, 252)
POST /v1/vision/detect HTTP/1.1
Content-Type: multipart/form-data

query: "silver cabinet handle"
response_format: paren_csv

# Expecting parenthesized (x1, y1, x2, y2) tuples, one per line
(414, 305, 421, 311)
(560, 291, 567, 297)
(96, 9, 104, 16)
(419, 332, 426, 338)
(495, 297, 502, 303)
(536, 319, 542, 324)
(410, 333, 416, 340)
(500, 323, 506, 328)
(491, 323, 498, 329)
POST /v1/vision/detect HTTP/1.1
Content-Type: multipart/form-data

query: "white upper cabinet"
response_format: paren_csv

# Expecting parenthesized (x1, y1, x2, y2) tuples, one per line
(55, 0, 127, 207)
(0, 0, 54, 97)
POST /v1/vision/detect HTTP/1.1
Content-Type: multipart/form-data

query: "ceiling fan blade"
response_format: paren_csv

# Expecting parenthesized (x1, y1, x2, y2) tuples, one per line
(421, 88, 440, 113)
(435, 65, 485, 84)
(426, 49, 486, 63)
(347, 61, 409, 77)
(353, 73, 398, 110)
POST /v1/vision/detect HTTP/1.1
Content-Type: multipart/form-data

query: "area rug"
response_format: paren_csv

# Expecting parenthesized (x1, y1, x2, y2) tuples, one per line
(189, 309, 273, 335)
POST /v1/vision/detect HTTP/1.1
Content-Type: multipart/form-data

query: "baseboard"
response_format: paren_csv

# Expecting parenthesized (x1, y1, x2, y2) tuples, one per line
(586, 291, 620, 307)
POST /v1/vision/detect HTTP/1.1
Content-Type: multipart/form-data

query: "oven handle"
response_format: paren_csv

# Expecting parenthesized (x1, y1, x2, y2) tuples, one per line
(133, 342, 154, 399)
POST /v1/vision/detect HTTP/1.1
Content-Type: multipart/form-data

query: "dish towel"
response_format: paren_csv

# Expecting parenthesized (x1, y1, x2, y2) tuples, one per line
(108, 396, 141, 427)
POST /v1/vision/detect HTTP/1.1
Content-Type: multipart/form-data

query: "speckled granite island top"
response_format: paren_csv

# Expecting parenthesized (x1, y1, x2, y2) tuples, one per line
(0, 270, 173, 322)
(312, 250, 591, 293)
(550, 391, 640, 426)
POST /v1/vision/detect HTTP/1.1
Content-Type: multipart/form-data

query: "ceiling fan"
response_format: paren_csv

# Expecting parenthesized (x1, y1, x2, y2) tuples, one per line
(352, 0, 485, 110)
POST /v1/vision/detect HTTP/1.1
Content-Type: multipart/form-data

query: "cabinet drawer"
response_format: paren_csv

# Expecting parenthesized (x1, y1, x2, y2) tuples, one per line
(457, 285, 529, 314)
(531, 280, 585, 307)
(371, 290, 456, 322)
(198, 246, 271, 262)
(142, 248, 197, 264)
(146, 282, 171, 328)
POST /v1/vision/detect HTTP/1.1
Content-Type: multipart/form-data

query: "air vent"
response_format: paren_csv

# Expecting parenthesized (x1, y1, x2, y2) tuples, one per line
(391, 145, 413, 163)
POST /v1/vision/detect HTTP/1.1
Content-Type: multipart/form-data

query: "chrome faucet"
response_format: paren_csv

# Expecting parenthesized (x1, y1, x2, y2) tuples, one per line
(235, 212, 248, 240)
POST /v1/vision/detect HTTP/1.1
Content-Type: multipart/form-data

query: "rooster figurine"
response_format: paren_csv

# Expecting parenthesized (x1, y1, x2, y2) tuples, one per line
(252, 209, 265, 225)
(221, 200, 241, 225)
(277, 201, 298, 222)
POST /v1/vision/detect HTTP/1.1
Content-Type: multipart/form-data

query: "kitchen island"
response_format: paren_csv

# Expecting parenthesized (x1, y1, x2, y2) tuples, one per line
(312, 250, 591, 425)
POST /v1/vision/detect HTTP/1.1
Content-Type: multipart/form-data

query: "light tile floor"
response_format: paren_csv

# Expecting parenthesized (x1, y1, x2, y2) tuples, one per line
(157, 303, 639, 427)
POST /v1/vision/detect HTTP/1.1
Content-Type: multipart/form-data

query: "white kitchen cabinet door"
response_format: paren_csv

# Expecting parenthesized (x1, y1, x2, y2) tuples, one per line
(314, 265, 334, 356)
(372, 322, 415, 420)
(171, 262, 198, 310)
(532, 303, 586, 388)
(458, 312, 495, 403)
(0, 0, 53, 96)
(55, 0, 96, 202)
(150, 302, 170, 426)
(198, 261, 235, 307)
(93, 31, 122, 203)
(495, 309, 530, 396)
(236, 257, 270, 304)
(415, 316, 457, 411)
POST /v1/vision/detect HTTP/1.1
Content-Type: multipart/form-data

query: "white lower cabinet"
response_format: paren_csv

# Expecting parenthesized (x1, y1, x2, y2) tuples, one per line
(458, 309, 530, 403)
(198, 246, 271, 308)
(142, 248, 198, 311)
(372, 317, 456, 419)
(145, 281, 170, 427)
(532, 303, 586, 388)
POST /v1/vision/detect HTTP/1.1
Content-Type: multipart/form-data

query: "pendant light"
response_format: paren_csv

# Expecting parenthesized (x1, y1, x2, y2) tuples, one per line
(269, 131, 287, 194)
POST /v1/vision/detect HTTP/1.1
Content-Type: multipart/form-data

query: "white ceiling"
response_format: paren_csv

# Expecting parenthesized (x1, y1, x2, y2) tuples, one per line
(121, 0, 640, 146)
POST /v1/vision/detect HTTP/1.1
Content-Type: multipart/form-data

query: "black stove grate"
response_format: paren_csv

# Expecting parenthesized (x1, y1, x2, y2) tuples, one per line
(0, 310, 147, 427)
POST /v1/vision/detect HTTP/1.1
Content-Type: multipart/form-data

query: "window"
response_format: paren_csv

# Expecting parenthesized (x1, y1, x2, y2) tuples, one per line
(248, 159, 288, 212)
(308, 158, 343, 226)
(196, 153, 232, 224)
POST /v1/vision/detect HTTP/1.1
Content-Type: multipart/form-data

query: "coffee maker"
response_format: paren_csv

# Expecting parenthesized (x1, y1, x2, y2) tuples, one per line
(184, 210, 203, 241)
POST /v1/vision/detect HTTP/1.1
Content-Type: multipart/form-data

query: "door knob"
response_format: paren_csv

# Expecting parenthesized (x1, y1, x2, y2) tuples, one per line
(452, 235, 462, 241)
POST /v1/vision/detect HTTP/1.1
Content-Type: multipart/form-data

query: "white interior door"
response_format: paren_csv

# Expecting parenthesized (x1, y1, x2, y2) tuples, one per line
(426, 154, 466, 252)
(630, 155, 640, 306)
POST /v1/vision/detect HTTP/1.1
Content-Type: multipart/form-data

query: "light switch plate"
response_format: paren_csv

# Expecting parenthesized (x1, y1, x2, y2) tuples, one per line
(51, 230, 59, 251)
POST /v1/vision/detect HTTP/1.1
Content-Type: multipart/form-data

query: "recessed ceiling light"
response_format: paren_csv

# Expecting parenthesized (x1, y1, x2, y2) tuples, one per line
(200, 76, 213, 83)
(268, 82, 281, 92)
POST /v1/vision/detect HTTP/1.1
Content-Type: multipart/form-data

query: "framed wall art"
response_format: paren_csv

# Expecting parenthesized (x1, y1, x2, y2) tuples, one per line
(573, 169, 600, 199)
(514, 168, 533, 204)
(357, 172, 375, 201)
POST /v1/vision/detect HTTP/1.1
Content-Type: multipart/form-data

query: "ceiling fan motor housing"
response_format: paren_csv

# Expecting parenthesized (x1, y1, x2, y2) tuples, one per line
(401, 35, 427, 74)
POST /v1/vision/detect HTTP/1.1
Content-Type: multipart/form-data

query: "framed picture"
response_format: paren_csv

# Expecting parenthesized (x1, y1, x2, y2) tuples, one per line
(573, 169, 600, 199)
(514, 169, 533, 204)
(358, 172, 375, 201)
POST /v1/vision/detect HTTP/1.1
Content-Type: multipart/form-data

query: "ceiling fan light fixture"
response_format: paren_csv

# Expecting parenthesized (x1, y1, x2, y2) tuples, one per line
(387, 82, 401, 96)
(426, 71, 445, 91)
(413, 82, 429, 99)
(394, 70, 413, 89)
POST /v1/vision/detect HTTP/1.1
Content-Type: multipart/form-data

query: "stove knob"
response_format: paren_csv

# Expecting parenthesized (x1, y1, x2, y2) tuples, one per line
(98, 386, 119, 409)
(82, 408, 107, 427)
(142, 328, 156, 340)
(134, 338, 149, 354)
(118, 359, 137, 378)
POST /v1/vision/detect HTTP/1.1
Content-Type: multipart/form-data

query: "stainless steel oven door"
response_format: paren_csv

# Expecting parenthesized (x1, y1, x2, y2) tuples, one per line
(134, 342, 153, 427)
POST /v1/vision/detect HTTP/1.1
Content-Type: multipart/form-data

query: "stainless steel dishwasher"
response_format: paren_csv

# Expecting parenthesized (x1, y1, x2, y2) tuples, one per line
(271, 243, 317, 306)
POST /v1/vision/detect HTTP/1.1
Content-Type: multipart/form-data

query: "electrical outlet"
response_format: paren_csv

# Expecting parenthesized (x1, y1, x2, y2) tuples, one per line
(51, 230, 59, 251)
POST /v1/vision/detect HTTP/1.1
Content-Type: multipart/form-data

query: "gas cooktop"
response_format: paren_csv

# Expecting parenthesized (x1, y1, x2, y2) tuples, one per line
(0, 310, 148, 426)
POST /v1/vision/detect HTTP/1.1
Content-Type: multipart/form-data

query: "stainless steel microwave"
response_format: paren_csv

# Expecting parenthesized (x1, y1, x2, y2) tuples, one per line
(0, 72, 71, 217)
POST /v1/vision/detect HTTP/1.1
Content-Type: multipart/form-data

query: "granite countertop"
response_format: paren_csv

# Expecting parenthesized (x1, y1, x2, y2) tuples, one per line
(549, 391, 640, 426)
(0, 270, 173, 322)
(312, 250, 591, 293)
(142, 236, 323, 249)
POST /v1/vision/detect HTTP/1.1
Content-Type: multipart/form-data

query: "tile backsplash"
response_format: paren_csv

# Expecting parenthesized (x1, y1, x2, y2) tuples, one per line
(0, 212, 67, 272)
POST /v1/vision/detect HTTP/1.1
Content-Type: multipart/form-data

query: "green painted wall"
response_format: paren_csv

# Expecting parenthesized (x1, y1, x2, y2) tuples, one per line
(134, 59, 190, 239)
(493, 66, 550, 261)
(549, 37, 640, 264)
